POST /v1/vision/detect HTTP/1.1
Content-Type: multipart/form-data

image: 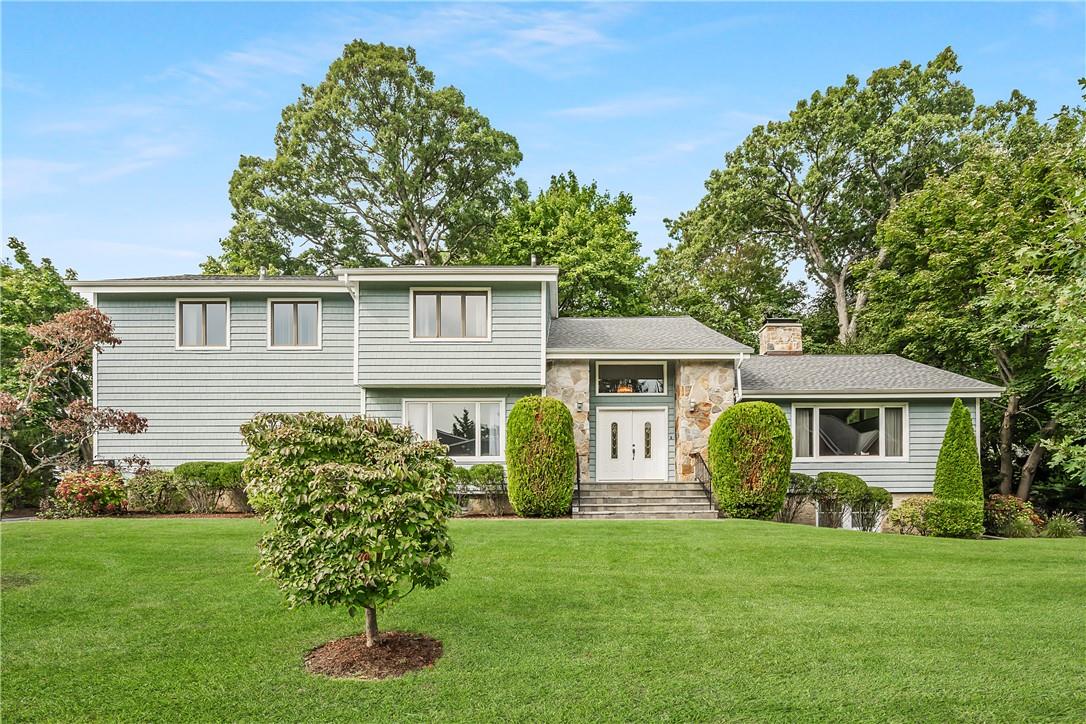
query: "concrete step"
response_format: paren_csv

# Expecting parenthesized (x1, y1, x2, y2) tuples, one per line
(577, 492, 707, 504)
(578, 496, 710, 507)
(576, 503, 715, 514)
(579, 482, 707, 494)
(573, 510, 719, 520)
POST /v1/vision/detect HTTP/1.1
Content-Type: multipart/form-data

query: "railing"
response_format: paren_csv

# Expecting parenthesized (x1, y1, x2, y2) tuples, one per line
(691, 452, 715, 509)
(573, 455, 582, 513)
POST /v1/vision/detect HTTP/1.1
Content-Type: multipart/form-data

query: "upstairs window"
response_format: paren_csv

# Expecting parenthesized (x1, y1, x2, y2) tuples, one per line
(177, 300, 228, 349)
(793, 404, 907, 460)
(597, 362, 667, 394)
(269, 299, 320, 348)
(412, 290, 489, 340)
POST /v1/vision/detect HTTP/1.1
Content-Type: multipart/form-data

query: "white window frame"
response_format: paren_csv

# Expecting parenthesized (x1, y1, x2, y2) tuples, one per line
(175, 298, 230, 351)
(266, 298, 323, 350)
(595, 361, 668, 396)
(401, 398, 506, 462)
(791, 402, 909, 462)
(408, 287, 492, 342)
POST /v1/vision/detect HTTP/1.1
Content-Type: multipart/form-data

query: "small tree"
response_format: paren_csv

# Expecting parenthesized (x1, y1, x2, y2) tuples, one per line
(929, 398, 984, 538)
(505, 396, 575, 517)
(242, 412, 458, 647)
(707, 401, 792, 519)
(0, 308, 147, 508)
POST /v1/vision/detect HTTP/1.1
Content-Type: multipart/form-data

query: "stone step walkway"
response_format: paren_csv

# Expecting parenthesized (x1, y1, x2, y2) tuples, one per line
(573, 479, 717, 520)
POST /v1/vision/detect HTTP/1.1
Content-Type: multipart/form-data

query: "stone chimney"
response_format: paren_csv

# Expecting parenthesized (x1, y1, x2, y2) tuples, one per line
(758, 317, 803, 355)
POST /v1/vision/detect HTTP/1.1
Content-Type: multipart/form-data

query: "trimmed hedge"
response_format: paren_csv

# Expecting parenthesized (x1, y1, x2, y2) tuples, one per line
(930, 398, 984, 538)
(707, 401, 792, 520)
(814, 471, 869, 528)
(173, 461, 246, 513)
(505, 396, 575, 517)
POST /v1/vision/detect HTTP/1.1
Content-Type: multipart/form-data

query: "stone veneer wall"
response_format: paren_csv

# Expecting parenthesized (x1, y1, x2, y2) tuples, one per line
(675, 361, 736, 481)
(545, 360, 590, 481)
(758, 323, 803, 355)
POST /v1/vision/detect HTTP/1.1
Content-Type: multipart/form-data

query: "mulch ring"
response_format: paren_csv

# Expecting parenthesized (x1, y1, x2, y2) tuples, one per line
(304, 631, 443, 680)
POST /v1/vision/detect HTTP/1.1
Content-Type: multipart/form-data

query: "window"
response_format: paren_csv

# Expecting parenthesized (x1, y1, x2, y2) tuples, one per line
(412, 290, 489, 340)
(268, 300, 320, 348)
(644, 422, 652, 458)
(793, 404, 907, 459)
(610, 422, 619, 459)
(403, 400, 503, 459)
(596, 362, 667, 394)
(177, 300, 228, 349)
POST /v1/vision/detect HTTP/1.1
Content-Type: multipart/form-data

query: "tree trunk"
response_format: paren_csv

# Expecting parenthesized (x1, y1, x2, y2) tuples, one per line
(364, 606, 378, 647)
(998, 395, 1019, 495)
(1016, 420, 1058, 501)
(833, 274, 852, 346)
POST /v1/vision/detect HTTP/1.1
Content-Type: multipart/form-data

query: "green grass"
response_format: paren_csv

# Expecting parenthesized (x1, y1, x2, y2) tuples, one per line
(3, 519, 1084, 722)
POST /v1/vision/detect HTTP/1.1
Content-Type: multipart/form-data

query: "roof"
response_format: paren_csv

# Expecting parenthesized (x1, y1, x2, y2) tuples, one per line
(334, 265, 559, 275)
(72, 274, 334, 282)
(740, 354, 1004, 397)
(547, 316, 753, 357)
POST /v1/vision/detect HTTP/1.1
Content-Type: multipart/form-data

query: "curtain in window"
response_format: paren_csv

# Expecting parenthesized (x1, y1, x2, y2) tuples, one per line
(795, 407, 814, 457)
(884, 407, 904, 456)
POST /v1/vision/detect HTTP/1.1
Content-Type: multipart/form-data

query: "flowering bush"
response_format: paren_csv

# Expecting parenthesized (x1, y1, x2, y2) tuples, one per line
(40, 466, 127, 518)
(984, 494, 1044, 536)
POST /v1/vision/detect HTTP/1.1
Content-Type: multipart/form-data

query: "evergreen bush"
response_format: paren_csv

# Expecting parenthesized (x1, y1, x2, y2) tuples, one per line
(930, 399, 984, 538)
(707, 401, 792, 520)
(814, 472, 869, 528)
(778, 473, 818, 523)
(505, 396, 575, 517)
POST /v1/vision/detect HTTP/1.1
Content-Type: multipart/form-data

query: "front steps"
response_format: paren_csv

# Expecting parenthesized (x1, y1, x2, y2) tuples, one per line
(573, 480, 718, 519)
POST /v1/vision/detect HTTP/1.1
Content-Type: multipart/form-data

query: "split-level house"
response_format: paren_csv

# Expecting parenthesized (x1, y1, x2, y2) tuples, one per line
(71, 265, 1003, 519)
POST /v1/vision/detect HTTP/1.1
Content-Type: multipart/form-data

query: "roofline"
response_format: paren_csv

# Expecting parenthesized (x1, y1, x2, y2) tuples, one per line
(741, 390, 1004, 400)
(67, 278, 349, 294)
(336, 266, 559, 283)
(547, 350, 750, 360)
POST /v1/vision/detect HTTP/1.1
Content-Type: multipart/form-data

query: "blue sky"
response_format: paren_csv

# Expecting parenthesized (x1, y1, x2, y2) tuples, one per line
(3, 2, 1084, 279)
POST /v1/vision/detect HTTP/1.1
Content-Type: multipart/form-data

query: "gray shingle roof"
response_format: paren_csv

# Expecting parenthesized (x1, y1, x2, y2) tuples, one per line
(547, 316, 753, 354)
(740, 354, 1003, 396)
(85, 274, 335, 281)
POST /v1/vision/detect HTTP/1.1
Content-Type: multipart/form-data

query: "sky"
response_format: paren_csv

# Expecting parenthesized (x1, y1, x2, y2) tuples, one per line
(3, 1, 1084, 280)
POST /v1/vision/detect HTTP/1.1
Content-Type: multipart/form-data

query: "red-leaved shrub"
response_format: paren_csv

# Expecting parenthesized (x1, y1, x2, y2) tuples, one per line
(40, 466, 128, 518)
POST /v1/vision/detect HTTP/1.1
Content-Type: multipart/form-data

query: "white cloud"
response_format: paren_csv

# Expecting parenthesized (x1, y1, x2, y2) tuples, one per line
(552, 93, 697, 120)
(84, 138, 186, 182)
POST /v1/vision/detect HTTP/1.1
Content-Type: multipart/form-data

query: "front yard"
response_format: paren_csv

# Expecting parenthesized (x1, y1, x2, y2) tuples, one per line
(2, 518, 1083, 722)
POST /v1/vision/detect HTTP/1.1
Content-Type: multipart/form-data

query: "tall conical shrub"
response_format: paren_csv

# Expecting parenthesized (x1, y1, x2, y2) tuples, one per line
(929, 398, 984, 538)
(505, 396, 575, 517)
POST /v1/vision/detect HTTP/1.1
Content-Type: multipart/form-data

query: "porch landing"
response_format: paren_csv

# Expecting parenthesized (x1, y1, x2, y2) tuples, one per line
(573, 480, 718, 519)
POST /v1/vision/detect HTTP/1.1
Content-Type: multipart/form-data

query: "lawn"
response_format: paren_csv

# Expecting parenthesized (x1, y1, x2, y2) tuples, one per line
(2, 518, 1084, 722)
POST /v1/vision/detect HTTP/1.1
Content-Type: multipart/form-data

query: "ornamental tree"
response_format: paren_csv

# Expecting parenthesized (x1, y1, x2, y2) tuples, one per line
(928, 398, 985, 538)
(241, 412, 459, 647)
(0, 308, 147, 508)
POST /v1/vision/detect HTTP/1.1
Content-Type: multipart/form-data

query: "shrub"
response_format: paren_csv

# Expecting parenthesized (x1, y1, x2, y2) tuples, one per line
(930, 398, 984, 538)
(814, 472, 868, 528)
(448, 466, 473, 511)
(173, 461, 246, 513)
(854, 486, 893, 532)
(39, 466, 127, 518)
(125, 470, 184, 513)
(505, 396, 575, 517)
(471, 463, 506, 516)
(1042, 511, 1083, 538)
(887, 496, 934, 536)
(777, 473, 818, 523)
(984, 494, 1044, 536)
(1005, 514, 1037, 538)
(241, 411, 458, 646)
(707, 401, 792, 520)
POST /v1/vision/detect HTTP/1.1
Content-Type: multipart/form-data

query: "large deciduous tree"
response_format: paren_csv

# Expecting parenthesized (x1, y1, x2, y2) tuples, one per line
(672, 48, 975, 345)
(203, 41, 522, 274)
(478, 172, 647, 316)
(859, 97, 1086, 500)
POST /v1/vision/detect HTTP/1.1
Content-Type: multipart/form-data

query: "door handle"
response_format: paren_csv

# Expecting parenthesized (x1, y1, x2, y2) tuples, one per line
(631, 444, 635, 461)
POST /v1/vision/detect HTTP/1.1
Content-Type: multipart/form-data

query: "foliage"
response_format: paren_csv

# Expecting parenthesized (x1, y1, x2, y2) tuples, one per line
(777, 472, 817, 523)
(928, 399, 985, 538)
(886, 496, 934, 536)
(645, 231, 803, 348)
(204, 41, 521, 273)
(707, 402, 792, 520)
(448, 466, 474, 510)
(173, 461, 245, 513)
(470, 463, 506, 516)
(38, 466, 127, 518)
(854, 486, 893, 532)
(505, 396, 575, 517)
(125, 469, 184, 514)
(241, 412, 458, 644)
(814, 472, 869, 528)
(671, 48, 976, 346)
(475, 172, 647, 316)
(860, 98, 1085, 500)
(0, 308, 147, 510)
(1005, 515, 1038, 539)
(1042, 512, 1083, 538)
(984, 494, 1043, 536)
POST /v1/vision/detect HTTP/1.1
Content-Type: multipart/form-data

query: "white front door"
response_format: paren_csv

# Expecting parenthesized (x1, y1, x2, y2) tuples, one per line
(596, 408, 668, 481)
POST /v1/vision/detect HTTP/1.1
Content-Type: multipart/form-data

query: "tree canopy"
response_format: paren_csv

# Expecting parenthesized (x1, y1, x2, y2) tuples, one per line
(204, 41, 522, 274)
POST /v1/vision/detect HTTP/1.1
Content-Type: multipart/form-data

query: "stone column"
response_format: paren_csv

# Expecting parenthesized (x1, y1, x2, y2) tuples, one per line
(675, 361, 736, 481)
(545, 360, 590, 481)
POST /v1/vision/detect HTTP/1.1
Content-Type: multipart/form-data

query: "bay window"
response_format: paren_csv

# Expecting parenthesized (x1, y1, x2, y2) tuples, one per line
(404, 400, 503, 459)
(792, 404, 907, 459)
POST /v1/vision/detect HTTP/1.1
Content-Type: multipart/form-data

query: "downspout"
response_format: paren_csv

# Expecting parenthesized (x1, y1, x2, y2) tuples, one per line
(735, 352, 746, 402)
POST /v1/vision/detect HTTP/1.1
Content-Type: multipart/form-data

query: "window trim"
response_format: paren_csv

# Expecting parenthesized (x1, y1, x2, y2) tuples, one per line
(401, 398, 506, 462)
(175, 298, 230, 350)
(408, 287, 492, 342)
(791, 402, 909, 462)
(595, 360, 669, 396)
(266, 298, 323, 350)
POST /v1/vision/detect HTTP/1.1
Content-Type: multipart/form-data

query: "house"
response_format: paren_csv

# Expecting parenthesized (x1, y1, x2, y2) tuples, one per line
(70, 266, 1003, 519)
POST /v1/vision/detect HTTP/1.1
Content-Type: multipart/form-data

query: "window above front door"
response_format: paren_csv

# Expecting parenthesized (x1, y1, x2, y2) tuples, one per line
(596, 362, 667, 395)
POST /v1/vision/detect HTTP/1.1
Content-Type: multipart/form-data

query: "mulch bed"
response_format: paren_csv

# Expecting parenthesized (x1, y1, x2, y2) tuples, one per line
(304, 631, 443, 680)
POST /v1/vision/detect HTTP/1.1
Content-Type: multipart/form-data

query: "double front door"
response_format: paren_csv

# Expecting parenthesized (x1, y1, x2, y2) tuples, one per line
(596, 408, 668, 481)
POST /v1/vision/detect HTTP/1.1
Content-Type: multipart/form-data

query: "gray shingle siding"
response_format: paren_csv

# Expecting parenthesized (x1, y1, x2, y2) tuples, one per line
(357, 281, 543, 386)
(95, 293, 358, 467)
